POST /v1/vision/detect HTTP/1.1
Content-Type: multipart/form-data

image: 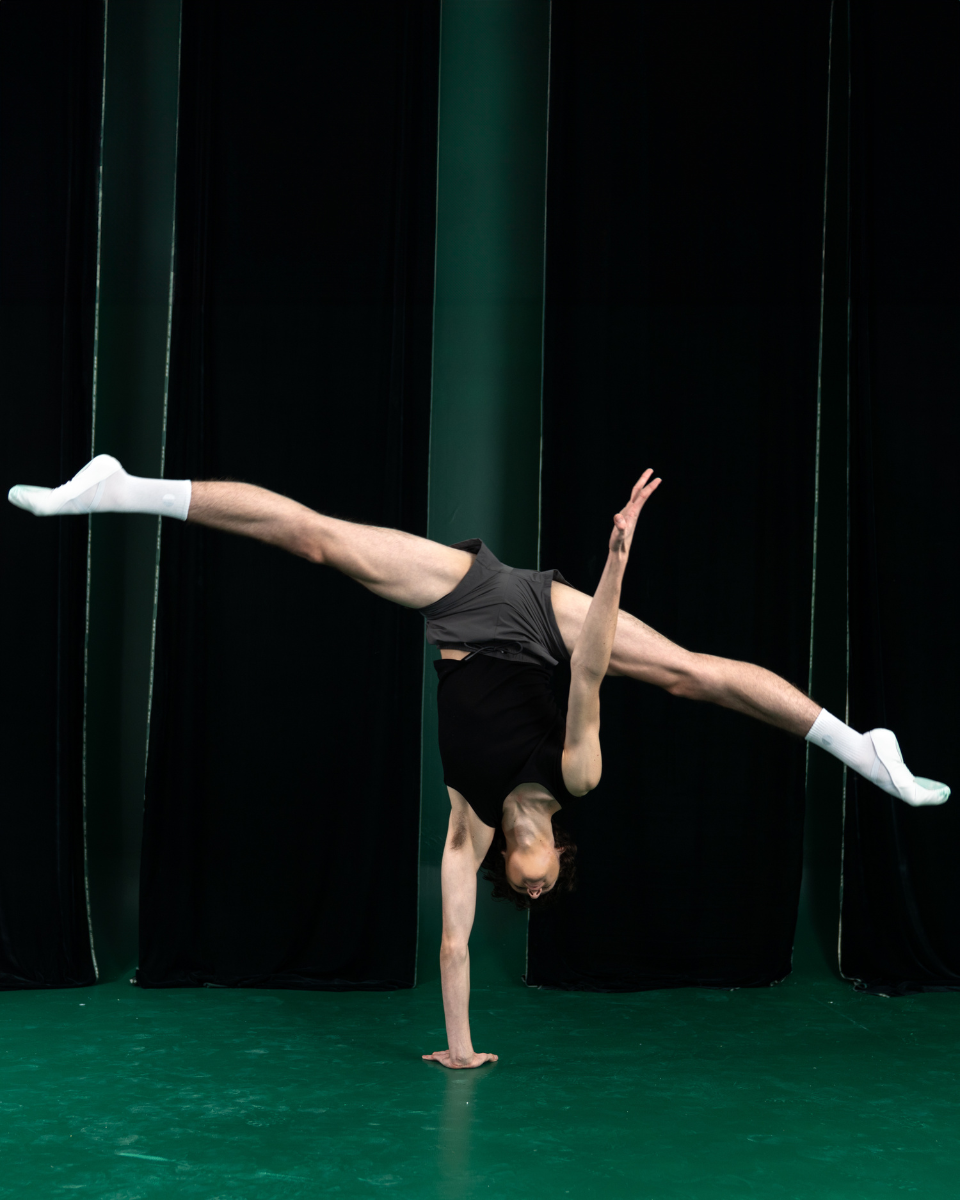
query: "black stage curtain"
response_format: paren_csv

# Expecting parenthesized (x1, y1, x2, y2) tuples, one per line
(529, 1, 830, 990)
(841, 2, 960, 995)
(0, 1, 103, 989)
(138, 1, 439, 989)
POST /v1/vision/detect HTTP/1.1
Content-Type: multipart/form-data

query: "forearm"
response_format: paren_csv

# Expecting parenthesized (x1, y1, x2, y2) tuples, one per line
(439, 943, 475, 1062)
(571, 549, 628, 679)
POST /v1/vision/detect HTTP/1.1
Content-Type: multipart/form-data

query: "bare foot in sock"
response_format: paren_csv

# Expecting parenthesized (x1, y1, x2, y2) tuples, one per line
(867, 729, 950, 807)
(806, 709, 950, 807)
(8, 454, 191, 520)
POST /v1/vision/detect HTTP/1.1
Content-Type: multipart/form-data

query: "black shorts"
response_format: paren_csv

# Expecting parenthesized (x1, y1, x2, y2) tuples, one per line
(419, 539, 571, 668)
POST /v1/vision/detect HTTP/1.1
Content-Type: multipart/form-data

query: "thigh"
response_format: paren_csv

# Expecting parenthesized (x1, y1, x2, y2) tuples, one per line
(318, 517, 474, 609)
(551, 580, 696, 688)
(188, 479, 472, 608)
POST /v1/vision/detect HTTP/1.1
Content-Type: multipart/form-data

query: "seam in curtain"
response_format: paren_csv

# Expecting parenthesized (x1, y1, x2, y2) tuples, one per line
(838, 0, 853, 981)
(804, 0, 835, 805)
(415, 0, 446, 989)
(535, 0, 553, 577)
(526, 0, 554, 984)
(80, 0, 111, 984)
(144, 0, 183, 800)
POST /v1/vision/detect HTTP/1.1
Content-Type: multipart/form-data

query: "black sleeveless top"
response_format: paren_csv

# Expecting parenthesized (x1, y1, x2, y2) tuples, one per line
(434, 653, 578, 829)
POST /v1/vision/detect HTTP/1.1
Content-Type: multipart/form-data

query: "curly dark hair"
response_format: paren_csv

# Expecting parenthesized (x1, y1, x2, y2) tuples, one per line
(480, 820, 578, 911)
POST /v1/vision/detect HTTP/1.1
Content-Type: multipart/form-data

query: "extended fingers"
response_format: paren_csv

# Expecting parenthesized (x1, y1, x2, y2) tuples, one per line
(630, 469, 661, 504)
(630, 468, 654, 501)
(620, 472, 661, 519)
(610, 470, 663, 538)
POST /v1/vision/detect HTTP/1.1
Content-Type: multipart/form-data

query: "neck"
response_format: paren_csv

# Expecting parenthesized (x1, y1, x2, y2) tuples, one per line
(501, 785, 560, 852)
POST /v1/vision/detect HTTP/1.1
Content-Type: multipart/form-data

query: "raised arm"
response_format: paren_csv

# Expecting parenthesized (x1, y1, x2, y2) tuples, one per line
(562, 469, 662, 796)
(422, 794, 498, 1069)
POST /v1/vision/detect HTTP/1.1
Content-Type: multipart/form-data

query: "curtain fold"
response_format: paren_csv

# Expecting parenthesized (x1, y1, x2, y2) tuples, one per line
(529, 0, 831, 990)
(840, 0, 960, 995)
(0, 0, 104, 989)
(138, 0, 440, 989)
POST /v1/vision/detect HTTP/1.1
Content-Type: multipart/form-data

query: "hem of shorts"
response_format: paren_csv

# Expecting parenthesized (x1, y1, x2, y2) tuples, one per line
(436, 643, 548, 666)
(418, 539, 489, 620)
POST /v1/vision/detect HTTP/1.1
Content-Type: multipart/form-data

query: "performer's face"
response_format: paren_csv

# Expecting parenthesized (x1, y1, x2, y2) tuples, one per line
(503, 843, 563, 900)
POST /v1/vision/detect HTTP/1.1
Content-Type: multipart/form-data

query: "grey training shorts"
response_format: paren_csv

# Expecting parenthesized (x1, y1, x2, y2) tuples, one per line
(419, 539, 571, 668)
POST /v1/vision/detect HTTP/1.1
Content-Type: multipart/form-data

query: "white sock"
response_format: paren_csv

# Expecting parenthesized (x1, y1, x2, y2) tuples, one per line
(806, 709, 950, 807)
(8, 454, 191, 521)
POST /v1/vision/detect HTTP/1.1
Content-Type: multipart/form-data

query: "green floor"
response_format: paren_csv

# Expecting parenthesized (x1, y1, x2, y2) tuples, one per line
(2, 944, 958, 1199)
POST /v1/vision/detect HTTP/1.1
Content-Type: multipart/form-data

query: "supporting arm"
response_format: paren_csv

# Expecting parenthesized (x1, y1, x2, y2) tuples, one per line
(422, 799, 498, 1070)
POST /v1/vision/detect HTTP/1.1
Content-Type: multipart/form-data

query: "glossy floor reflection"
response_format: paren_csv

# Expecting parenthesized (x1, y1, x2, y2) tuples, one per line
(1, 955, 958, 1198)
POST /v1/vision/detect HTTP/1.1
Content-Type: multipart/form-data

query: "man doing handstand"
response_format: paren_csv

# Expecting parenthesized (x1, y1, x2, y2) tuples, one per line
(9, 455, 950, 1068)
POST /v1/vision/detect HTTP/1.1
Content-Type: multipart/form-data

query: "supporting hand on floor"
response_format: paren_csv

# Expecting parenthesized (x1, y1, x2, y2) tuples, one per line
(421, 1049, 498, 1070)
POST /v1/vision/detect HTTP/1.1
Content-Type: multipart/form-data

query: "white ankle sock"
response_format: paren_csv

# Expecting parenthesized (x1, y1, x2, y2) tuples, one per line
(805, 709, 950, 807)
(8, 454, 191, 521)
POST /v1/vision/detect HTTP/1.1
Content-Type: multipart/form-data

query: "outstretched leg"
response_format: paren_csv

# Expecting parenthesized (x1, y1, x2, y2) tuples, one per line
(551, 580, 817, 734)
(550, 580, 950, 806)
(8, 455, 472, 610)
(187, 481, 471, 608)
(7, 456, 951, 806)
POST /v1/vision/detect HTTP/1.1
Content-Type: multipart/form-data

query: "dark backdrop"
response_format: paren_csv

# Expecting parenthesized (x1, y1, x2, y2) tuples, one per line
(138, 0, 440, 989)
(0, 0, 104, 990)
(529, 1, 831, 990)
(841, 0, 960, 995)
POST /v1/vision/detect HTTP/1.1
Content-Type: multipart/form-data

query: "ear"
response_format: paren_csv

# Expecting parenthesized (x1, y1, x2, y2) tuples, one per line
(556, 845, 566, 856)
(500, 849, 507, 859)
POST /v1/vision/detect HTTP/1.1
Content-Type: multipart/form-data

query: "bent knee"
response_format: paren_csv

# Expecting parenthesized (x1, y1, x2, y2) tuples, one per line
(299, 538, 326, 565)
(285, 513, 334, 565)
(664, 653, 713, 701)
(665, 673, 700, 700)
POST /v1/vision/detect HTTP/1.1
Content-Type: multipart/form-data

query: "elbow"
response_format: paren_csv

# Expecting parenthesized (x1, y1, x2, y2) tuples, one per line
(565, 762, 601, 796)
(440, 939, 468, 967)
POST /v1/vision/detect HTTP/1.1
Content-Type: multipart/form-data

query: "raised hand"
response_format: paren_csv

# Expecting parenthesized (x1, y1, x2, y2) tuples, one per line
(421, 1049, 499, 1070)
(609, 468, 661, 556)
